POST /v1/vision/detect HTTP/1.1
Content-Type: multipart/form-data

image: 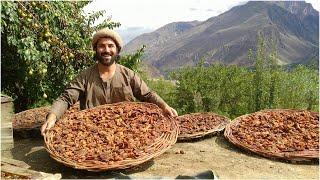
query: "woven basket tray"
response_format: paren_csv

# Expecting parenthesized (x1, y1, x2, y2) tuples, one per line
(13, 103, 80, 130)
(13, 106, 50, 130)
(44, 102, 178, 171)
(224, 109, 319, 162)
(177, 112, 230, 141)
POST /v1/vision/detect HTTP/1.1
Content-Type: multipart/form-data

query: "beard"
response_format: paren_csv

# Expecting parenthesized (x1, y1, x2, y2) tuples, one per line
(96, 52, 118, 66)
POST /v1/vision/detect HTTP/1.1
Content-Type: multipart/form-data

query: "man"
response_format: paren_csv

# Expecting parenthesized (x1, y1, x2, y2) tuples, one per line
(41, 28, 178, 135)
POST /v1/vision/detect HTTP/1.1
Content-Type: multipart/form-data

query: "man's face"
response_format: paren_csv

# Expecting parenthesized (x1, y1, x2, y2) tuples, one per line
(96, 37, 118, 66)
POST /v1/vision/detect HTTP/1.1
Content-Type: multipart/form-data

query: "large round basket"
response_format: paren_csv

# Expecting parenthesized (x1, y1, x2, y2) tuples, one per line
(177, 112, 230, 141)
(44, 102, 178, 171)
(224, 109, 319, 162)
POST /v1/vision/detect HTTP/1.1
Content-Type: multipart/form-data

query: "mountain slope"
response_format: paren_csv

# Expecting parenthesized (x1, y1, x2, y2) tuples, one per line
(123, 21, 200, 62)
(123, 1, 319, 73)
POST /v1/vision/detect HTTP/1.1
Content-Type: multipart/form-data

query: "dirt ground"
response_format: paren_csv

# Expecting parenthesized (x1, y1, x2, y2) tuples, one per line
(2, 132, 319, 179)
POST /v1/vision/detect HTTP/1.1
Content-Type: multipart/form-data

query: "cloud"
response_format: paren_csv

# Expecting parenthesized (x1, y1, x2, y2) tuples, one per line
(306, 0, 320, 11)
(189, 8, 198, 11)
(124, 27, 147, 31)
(83, 0, 249, 29)
(84, 0, 319, 30)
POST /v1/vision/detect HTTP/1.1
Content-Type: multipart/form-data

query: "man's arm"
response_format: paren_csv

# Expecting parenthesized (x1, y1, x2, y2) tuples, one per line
(130, 72, 178, 117)
(41, 74, 86, 135)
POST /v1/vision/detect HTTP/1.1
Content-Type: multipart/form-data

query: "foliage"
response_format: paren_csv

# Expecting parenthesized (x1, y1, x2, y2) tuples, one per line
(2, 1, 318, 118)
(163, 35, 319, 119)
(145, 77, 176, 108)
(169, 64, 253, 118)
(1, 1, 141, 112)
(168, 64, 318, 119)
(119, 45, 146, 74)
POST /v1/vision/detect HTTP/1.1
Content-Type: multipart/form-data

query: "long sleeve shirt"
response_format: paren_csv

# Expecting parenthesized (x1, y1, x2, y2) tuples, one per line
(50, 63, 166, 119)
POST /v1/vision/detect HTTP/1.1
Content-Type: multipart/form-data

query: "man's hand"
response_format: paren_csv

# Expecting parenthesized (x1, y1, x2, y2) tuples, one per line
(41, 113, 57, 136)
(162, 105, 178, 117)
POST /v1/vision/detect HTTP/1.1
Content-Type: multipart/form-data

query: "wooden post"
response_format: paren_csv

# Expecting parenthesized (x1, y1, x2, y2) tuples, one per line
(1, 94, 14, 151)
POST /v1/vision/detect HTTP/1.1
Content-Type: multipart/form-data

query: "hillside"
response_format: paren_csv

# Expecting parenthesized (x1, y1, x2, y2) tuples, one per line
(123, 1, 319, 74)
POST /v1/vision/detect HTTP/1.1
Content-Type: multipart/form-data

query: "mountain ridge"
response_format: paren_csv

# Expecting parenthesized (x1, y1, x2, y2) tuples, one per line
(123, 1, 319, 74)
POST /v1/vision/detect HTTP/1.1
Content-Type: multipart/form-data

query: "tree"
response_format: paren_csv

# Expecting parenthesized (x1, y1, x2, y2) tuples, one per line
(1, 1, 143, 112)
(168, 32, 318, 118)
(119, 45, 146, 74)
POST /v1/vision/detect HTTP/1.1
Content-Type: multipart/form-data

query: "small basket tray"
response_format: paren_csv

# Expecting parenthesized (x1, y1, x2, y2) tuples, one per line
(44, 102, 178, 171)
(224, 109, 319, 162)
(177, 112, 230, 141)
(13, 106, 50, 130)
(13, 103, 80, 130)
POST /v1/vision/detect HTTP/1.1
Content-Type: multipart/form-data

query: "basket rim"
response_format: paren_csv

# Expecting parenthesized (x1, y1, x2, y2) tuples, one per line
(224, 109, 319, 161)
(177, 112, 231, 140)
(43, 102, 179, 171)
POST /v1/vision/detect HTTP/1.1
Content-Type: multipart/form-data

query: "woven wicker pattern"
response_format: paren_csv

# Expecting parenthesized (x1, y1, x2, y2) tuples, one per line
(13, 103, 80, 130)
(177, 112, 230, 140)
(224, 109, 319, 161)
(44, 102, 178, 171)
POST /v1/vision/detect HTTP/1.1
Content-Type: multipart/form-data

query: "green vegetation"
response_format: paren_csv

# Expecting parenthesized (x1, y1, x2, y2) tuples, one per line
(2, 2, 318, 118)
(1, 1, 142, 112)
(148, 36, 319, 119)
(164, 62, 318, 119)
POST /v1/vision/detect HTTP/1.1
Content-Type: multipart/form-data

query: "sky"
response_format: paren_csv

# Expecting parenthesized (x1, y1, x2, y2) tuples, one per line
(83, 0, 320, 44)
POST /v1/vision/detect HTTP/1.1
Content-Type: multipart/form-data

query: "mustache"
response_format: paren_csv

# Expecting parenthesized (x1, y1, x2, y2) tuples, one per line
(101, 52, 111, 56)
(94, 53, 120, 61)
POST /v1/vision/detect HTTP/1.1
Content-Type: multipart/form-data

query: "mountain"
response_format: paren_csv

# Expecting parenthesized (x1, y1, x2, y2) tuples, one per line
(122, 1, 319, 74)
(117, 27, 154, 44)
(123, 21, 201, 60)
